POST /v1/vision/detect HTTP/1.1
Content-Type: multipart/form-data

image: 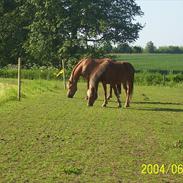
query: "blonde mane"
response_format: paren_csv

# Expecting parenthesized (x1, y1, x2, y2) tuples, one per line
(70, 58, 88, 82)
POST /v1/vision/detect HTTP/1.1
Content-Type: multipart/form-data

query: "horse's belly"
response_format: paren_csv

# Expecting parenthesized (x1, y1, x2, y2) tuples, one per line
(102, 76, 122, 84)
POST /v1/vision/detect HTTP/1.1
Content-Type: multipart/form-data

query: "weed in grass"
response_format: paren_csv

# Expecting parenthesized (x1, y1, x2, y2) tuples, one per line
(64, 167, 82, 175)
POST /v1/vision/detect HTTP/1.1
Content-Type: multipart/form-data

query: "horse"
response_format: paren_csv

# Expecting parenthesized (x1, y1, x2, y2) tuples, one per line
(87, 61, 135, 107)
(67, 58, 121, 99)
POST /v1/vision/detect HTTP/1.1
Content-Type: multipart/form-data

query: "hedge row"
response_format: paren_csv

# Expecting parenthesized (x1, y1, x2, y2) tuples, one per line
(0, 69, 183, 85)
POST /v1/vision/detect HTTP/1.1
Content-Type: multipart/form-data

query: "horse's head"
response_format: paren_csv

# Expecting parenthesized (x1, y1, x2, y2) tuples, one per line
(67, 79, 77, 98)
(87, 86, 98, 106)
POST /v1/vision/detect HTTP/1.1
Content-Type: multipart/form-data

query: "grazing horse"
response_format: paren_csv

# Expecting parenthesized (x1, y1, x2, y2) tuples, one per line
(67, 58, 121, 98)
(87, 61, 135, 107)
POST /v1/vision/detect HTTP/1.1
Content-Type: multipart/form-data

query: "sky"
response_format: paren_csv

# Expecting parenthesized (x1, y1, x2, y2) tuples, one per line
(134, 0, 183, 47)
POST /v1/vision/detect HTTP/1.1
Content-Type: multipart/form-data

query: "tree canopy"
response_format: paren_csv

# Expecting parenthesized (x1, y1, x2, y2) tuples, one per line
(0, 0, 143, 67)
(145, 41, 156, 53)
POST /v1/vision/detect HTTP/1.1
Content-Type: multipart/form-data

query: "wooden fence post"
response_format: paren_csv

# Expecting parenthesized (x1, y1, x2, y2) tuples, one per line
(17, 57, 21, 101)
(62, 59, 66, 90)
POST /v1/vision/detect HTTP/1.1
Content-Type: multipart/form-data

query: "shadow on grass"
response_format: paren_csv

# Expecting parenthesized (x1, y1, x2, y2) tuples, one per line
(132, 101, 183, 112)
(131, 107, 183, 113)
(133, 101, 183, 106)
(68, 97, 183, 112)
(105, 106, 120, 109)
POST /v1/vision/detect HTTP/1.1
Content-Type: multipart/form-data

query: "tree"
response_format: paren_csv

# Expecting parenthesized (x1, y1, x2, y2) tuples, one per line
(157, 46, 183, 54)
(115, 43, 132, 53)
(101, 42, 113, 53)
(145, 41, 156, 53)
(0, 0, 35, 67)
(0, 0, 143, 66)
(24, 0, 143, 64)
(132, 46, 143, 53)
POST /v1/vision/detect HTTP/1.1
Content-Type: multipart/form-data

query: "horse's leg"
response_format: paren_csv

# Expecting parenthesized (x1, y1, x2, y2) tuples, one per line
(102, 82, 108, 107)
(107, 85, 112, 100)
(124, 82, 130, 108)
(85, 79, 89, 100)
(117, 84, 121, 95)
(126, 79, 134, 107)
(112, 84, 121, 108)
(123, 83, 127, 96)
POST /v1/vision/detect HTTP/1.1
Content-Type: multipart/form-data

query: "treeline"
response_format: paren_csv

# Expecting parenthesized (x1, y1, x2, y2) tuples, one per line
(102, 41, 183, 54)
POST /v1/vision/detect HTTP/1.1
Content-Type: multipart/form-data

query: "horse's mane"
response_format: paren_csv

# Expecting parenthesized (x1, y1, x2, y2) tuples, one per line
(70, 58, 88, 81)
(90, 61, 110, 88)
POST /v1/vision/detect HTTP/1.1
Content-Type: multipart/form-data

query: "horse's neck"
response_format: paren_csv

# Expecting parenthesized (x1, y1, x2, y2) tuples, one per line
(90, 74, 98, 90)
(72, 64, 82, 83)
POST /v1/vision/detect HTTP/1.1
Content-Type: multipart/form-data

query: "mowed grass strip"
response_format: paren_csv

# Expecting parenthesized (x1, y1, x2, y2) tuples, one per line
(112, 53, 183, 72)
(0, 81, 183, 182)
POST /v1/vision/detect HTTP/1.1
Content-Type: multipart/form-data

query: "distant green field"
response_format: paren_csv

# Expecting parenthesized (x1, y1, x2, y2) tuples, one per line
(0, 81, 183, 182)
(112, 54, 183, 72)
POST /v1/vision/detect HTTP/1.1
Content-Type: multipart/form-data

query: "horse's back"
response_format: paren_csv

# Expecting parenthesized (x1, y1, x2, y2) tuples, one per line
(101, 61, 134, 84)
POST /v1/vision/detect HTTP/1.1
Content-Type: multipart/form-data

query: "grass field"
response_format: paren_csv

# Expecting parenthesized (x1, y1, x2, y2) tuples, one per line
(0, 79, 61, 104)
(112, 54, 183, 72)
(0, 80, 183, 182)
(0, 80, 17, 104)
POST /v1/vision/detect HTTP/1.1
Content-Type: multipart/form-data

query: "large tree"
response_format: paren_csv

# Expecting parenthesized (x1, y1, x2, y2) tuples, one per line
(24, 0, 143, 65)
(0, 0, 143, 66)
(0, 0, 34, 66)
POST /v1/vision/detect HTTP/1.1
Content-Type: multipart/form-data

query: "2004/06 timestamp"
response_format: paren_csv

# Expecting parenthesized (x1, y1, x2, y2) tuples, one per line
(141, 164, 183, 175)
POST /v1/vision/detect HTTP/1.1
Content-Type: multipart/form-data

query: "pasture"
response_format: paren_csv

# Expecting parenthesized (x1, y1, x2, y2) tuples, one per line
(113, 54, 183, 72)
(0, 80, 183, 182)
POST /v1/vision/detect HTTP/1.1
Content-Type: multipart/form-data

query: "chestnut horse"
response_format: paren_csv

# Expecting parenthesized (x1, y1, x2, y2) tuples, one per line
(67, 58, 121, 99)
(87, 61, 135, 107)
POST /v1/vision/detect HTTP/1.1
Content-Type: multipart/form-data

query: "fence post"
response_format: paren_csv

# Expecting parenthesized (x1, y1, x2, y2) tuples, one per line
(62, 59, 66, 90)
(17, 57, 21, 101)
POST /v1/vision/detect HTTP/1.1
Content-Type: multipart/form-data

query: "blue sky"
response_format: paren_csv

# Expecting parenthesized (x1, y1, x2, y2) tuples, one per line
(134, 0, 183, 47)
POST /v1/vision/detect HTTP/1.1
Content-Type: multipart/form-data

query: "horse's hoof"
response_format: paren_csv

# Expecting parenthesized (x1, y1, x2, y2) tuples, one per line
(107, 96, 111, 100)
(124, 104, 130, 108)
(118, 104, 122, 108)
(87, 103, 93, 107)
(102, 103, 106, 107)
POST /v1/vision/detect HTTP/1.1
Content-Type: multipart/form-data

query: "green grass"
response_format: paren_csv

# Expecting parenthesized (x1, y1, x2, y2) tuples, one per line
(0, 78, 62, 104)
(0, 81, 17, 103)
(0, 81, 183, 182)
(112, 53, 183, 72)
